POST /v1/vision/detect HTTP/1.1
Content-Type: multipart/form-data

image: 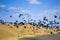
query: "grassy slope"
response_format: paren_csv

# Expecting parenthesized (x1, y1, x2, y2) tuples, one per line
(0, 23, 18, 40)
(0, 23, 60, 40)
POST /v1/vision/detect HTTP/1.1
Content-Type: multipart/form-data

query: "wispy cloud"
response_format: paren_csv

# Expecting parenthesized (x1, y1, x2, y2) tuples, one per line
(27, 0, 42, 4)
(36, 7, 60, 17)
(13, 13, 20, 16)
(0, 5, 6, 8)
(56, 6, 60, 9)
(11, 8, 31, 16)
(8, 7, 23, 11)
(41, 9, 58, 14)
(40, 6, 60, 15)
(21, 9, 31, 14)
(8, 7, 17, 10)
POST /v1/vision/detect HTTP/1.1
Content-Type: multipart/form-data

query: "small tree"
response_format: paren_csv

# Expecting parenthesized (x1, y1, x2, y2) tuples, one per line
(0, 20, 5, 24)
(23, 20, 26, 24)
(38, 20, 41, 26)
(49, 21, 53, 28)
(10, 15, 12, 17)
(43, 16, 46, 21)
(54, 15, 57, 18)
(19, 14, 23, 18)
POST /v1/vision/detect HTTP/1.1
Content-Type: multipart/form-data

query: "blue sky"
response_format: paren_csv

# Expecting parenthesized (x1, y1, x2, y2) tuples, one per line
(0, 0, 60, 24)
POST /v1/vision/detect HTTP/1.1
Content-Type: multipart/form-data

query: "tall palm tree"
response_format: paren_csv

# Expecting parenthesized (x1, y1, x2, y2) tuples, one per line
(0, 20, 5, 24)
(53, 20, 58, 27)
(49, 21, 53, 27)
(23, 20, 26, 24)
(54, 15, 57, 18)
(0, 20, 2, 23)
(19, 14, 23, 18)
(10, 15, 12, 17)
(25, 13, 31, 23)
(33, 20, 36, 26)
(14, 21, 19, 28)
(38, 20, 41, 26)
(29, 19, 33, 25)
(56, 22, 59, 24)
(43, 21, 46, 24)
(43, 16, 46, 20)
(30, 19, 33, 22)
(46, 24, 49, 27)
(15, 20, 18, 23)
(45, 19, 48, 21)
(43, 16, 48, 21)
(59, 16, 60, 19)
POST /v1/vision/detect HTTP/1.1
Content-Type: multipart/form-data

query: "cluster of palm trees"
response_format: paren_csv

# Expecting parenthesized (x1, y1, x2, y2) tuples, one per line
(39, 15, 60, 28)
(1, 7, 60, 28)
(0, 13, 60, 28)
(0, 20, 5, 24)
(9, 13, 60, 28)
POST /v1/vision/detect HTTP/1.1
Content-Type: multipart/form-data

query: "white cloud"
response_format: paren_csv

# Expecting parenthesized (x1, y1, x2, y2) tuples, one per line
(40, 9, 60, 15)
(0, 5, 6, 8)
(21, 9, 31, 14)
(28, 0, 42, 4)
(8, 7, 17, 10)
(42, 10, 58, 14)
(8, 7, 23, 10)
(36, 7, 60, 17)
(12, 8, 31, 16)
(13, 13, 20, 16)
(56, 6, 60, 10)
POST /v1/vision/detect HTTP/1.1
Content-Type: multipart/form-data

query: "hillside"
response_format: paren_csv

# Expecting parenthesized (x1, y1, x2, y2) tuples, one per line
(0, 23, 60, 40)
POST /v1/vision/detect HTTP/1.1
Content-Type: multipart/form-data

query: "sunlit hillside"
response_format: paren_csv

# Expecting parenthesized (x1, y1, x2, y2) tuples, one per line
(0, 23, 60, 40)
(0, 0, 60, 40)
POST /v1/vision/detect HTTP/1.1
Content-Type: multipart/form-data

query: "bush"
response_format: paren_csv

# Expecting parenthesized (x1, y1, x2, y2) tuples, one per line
(24, 26, 26, 28)
(10, 26, 13, 28)
(18, 22, 24, 25)
(50, 31, 53, 34)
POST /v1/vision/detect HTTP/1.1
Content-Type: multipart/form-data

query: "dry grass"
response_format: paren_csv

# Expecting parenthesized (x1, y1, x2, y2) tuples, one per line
(0, 23, 60, 40)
